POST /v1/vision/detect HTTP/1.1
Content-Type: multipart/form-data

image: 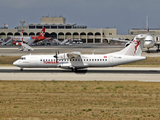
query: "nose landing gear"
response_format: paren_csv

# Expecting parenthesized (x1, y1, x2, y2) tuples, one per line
(20, 68, 23, 71)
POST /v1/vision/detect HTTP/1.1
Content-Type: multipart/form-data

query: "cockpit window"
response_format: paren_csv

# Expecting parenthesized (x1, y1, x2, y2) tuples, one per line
(20, 57, 26, 60)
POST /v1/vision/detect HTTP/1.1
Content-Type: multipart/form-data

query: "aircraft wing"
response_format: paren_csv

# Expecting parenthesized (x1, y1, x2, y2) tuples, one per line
(155, 42, 160, 45)
(53, 39, 61, 44)
(67, 52, 81, 59)
(28, 39, 35, 46)
(90, 36, 130, 43)
(20, 42, 34, 51)
(61, 39, 68, 45)
(109, 38, 130, 43)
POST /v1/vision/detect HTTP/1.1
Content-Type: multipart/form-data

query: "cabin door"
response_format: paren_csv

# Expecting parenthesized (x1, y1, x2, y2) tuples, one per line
(109, 56, 113, 67)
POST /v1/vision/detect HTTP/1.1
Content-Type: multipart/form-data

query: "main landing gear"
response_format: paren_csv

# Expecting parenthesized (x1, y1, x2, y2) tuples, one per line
(147, 48, 150, 53)
(71, 68, 77, 72)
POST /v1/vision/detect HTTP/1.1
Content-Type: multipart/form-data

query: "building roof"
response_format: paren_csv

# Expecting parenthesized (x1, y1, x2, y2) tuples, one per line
(28, 23, 77, 26)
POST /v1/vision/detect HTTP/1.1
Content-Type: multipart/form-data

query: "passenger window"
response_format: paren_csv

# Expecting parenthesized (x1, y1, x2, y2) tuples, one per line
(89, 59, 91, 61)
(40, 59, 42, 61)
(92, 59, 94, 61)
(43, 59, 45, 61)
(95, 59, 96, 61)
(105, 59, 107, 61)
(97, 59, 99, 61)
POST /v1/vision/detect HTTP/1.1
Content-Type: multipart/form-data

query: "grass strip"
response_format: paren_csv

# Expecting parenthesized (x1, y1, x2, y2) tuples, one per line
(0, 81, 160, 119)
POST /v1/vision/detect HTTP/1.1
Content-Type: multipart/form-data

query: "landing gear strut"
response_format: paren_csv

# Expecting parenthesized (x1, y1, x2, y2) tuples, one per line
(156, 44, 160, 52)
(71, 68, 77, 72)
(147, 48, 150, 53)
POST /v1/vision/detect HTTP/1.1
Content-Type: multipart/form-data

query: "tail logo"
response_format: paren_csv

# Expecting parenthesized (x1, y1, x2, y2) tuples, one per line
(40, 31, 44, 37)
(133, 40, 140, 54)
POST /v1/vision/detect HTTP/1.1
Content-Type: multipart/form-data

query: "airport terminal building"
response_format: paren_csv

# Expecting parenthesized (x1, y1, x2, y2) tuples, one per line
(2, 16, 160, 44)
(0, 16, 134, 43)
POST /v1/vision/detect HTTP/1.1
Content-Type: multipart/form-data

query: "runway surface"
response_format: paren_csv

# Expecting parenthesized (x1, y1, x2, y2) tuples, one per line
(0, 66, 160, 82)
(1, 44, 160, 82)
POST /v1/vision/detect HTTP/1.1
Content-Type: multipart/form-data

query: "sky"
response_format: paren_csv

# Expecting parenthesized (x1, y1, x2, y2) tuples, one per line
(1, 0, 160, 35)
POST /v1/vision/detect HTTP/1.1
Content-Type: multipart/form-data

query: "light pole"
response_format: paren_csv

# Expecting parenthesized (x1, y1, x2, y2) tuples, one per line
(20, 20, 25, 42)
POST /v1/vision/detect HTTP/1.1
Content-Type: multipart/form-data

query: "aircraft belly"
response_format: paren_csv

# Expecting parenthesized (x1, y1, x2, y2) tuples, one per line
(40, 64, 57, 68)
(112, 56, 146, 66)
(88, 62, 109, 67)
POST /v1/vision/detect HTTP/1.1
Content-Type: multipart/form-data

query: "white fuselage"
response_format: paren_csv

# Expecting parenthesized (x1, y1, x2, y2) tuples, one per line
(12, 36, 34, 43)
(13, 54, 146, 69)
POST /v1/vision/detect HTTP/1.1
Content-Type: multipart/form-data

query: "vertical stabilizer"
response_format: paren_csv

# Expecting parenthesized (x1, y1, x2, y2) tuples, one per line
(146, 16, 149, 34)
(115, 34, 146, 56)
(36, 28, 45, 41)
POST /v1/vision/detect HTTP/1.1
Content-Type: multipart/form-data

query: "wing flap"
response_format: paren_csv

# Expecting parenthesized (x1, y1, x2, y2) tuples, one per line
(67, 52, 81, 59)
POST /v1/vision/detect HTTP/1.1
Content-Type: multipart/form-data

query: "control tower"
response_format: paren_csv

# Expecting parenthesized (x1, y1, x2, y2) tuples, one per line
(41, 16, 66, 24)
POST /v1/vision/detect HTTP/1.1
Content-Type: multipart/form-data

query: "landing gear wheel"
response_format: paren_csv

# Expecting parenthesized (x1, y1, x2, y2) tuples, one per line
(20, 68, 23, 71)
(156, 49, 160, 53)
(157, 45, 160, 52)
(71, 68, 77, 72)
(71, 68, 74, 72)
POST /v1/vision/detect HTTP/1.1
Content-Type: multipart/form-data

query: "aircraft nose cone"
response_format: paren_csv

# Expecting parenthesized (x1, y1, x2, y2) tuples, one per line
(144, 42, 151, 48)
(13, 61, 18, 66)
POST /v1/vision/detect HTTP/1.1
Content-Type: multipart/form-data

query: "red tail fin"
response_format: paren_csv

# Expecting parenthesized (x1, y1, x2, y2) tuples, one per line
(36, 28, 45, 41)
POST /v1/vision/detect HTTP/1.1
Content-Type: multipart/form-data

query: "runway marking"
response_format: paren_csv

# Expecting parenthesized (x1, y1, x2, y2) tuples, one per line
(82, 45, 96, 54)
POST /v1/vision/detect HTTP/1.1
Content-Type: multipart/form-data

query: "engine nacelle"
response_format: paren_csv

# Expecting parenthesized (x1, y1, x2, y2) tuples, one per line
(57, 53, 68, 59)
(57, 63, 72, 69)
(16, 42, 21, 46)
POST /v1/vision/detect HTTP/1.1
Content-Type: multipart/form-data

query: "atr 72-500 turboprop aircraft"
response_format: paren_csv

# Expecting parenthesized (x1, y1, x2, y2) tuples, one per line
(13, 34, 147, 71)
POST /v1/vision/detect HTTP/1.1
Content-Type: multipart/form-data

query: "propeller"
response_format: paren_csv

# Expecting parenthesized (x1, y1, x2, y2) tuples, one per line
(53, 50, 59, 63)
